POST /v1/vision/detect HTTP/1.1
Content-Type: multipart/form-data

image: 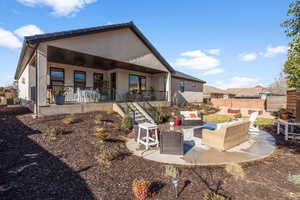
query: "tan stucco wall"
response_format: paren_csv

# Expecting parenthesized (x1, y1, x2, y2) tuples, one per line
(171, 77, 204, 104)
(44, 28, 169, 73)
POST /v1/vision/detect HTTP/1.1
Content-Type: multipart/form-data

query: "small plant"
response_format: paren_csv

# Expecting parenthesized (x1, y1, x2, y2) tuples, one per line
(233, 113, 242, 119)
(288, 174, 300, 184)
(225, 163, 244, 179)
(121, 116, 133, 129)
(94, 127, 108, 141)
(162, 165, 181, 178)
(62, 114, 77, 124)
(155, 105, 163, 124)
(94, 113, 103, 124)
(107, 110, 115, 115)
(46, 127, 64, 138)
(204, 192, 226, 200)
(132, 178, 150, 200)
(95, 149, 115, 166)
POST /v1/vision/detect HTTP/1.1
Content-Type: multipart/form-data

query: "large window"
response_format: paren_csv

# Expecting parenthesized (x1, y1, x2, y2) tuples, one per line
(74, 71, 86, 90)
(129, 74, 146, 91)
(50, 67, 64, 85)
(93, 73, 103, 91)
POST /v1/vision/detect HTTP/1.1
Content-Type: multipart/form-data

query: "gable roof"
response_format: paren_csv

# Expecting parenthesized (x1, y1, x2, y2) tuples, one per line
(15, 22, 175, 79)
(172, 71, 206, 83)
(204, 85, 230, 95)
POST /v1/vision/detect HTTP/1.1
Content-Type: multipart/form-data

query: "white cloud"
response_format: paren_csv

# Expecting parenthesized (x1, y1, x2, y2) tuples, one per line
(17, 0, 97, 17)
(215, 76, 260, 89)
(205, 48, 220, 55)
(240, 53, 257, 62)
(175, 50, 220, 70)
(14, 24, 44, 38)
(202, 68, 224, 76)
(263, 45, 288, 57)
(0, 28, 22, 49)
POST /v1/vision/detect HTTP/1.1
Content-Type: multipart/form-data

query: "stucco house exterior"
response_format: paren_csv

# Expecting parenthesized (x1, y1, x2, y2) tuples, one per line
(15, 22, 205, 115)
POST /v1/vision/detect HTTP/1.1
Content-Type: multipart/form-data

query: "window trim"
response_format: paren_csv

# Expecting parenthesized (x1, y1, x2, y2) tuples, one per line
(74, 70, 86, 90)
(50, 67, 65, 86)
(179, 80, 185, 92)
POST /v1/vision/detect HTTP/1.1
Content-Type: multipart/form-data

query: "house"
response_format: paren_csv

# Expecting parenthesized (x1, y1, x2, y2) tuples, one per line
(203, 85, 235, 100)
(14, 22, 205, 115)
(227, 85, 286, 99)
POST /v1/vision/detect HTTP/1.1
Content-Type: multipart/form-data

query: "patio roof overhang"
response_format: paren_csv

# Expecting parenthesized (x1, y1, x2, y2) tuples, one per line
(47, 46, 167, 74)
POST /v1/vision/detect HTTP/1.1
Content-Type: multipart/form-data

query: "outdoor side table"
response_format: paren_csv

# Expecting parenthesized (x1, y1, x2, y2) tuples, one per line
(137, 122, 159, 150)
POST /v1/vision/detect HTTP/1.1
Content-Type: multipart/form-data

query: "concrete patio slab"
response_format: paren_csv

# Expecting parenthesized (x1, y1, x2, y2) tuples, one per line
(126, 130, 276, 166)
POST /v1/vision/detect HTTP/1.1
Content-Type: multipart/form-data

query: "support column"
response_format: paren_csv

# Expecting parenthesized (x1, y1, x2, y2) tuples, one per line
(166, 72, 172, 104)
(36, 45, 48, 112)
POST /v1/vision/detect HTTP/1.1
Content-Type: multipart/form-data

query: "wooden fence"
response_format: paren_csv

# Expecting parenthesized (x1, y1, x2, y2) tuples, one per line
(266, 96, 286, 112)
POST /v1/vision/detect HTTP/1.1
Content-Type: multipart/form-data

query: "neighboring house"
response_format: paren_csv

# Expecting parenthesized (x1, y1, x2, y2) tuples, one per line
(227, 85, 286, 99)
(15, 22, 205, 115)
(203, 85, 235, 99)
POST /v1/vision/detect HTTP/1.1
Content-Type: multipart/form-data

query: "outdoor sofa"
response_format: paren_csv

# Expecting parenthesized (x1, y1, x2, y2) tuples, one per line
(202, 120, 250, 151)
(180, 111, 203, 126)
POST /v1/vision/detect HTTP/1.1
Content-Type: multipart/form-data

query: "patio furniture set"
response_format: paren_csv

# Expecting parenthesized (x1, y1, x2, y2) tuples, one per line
(136, 111, 258, 155)
(277, 118, 300, 141)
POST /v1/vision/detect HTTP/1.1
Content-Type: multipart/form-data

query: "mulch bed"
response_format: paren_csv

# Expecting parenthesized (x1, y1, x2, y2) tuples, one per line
(1, 106, 300, 199)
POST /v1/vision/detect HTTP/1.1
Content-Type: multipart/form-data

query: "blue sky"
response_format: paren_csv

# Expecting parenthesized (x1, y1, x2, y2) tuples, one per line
(0, 0, 291, 88)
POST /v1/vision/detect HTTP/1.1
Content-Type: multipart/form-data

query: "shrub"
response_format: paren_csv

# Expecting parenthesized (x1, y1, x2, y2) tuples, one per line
(95, 149, 115, 166)
(121, 116, 133, 129)
(95, 113, 103, 124)
(233, 113, 242, 118)
(107, 110, 115, 115)
(155, 105, 163, 124)
(288, 174, 300, 184)
(162, 165, 181, 178)
(94, 127, 108, 141)
(62, 114, 77, 125)
(132, 178, 150, 200)
(225, 163, 244, 179)
(204, 192, 225, 200)
(46, 127, 64, 138)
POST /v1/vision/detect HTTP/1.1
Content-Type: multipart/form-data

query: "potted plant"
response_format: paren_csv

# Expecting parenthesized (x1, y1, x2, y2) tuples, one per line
(54, 89, 65, 105)
(279, 109, 289, 120)
(233, 113, 242, 119)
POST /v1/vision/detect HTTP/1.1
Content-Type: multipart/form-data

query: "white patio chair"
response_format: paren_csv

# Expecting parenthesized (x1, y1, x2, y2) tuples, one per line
(249, 111, 259, 133)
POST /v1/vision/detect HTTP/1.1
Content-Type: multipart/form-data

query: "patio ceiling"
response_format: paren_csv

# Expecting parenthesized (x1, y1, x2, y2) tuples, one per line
(47, 46, 166, 74)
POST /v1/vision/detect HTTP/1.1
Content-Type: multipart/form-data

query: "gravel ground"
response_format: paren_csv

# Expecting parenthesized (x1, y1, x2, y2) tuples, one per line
(1, 106, 300, 200)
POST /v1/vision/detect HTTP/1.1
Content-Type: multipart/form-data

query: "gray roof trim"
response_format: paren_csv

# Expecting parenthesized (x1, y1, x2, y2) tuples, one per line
(172, 71, 206, 83)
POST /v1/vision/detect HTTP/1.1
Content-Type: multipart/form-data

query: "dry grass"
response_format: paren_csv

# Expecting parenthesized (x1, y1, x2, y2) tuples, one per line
(62, 114, 77, 125)
(204, 192, 226, 200)
(95, 149, 115, 166)
(94, 127, 108, 141)
(225, 163, 245, 179)
(132, 178, 150, 200)
(94, 113, 103, 124)
(46, 127, 64, 138)
(162, 165, 181, 178)
(107, 110, 115, 115)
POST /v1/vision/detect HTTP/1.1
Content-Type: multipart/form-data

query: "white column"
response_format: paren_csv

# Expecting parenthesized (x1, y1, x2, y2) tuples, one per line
(37, 45, 48, 109)
(166, 72, 172, 103)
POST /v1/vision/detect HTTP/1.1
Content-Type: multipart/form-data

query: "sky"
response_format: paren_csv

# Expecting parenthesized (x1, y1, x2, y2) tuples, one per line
(0, 0, 292, 89)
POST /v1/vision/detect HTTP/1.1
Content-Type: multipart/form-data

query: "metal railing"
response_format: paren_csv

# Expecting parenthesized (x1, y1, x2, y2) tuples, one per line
(47, 85, 167, 104)
(126, 90, 167, 102)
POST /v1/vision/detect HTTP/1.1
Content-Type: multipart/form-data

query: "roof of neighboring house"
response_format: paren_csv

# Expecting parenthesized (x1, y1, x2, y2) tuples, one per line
(227, 85, 286, 97)
(15, 22, 175, 79)
(172, 71, 206, 83)
(203, 85, 230, 95)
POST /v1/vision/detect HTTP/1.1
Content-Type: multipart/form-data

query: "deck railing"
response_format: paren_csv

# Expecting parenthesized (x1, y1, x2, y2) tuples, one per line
(47, 85, 167, 104)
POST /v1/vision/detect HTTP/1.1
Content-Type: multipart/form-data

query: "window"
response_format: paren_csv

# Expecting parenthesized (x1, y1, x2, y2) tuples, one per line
(50, 67, 64, 85)
(129, 74, 146, 91)
(74, 71, 86, 91)
(179, 81, 184, 92)
(163, 78, 167, 91)
(192, 82, 196, 88)
(93, 73, 103, 91)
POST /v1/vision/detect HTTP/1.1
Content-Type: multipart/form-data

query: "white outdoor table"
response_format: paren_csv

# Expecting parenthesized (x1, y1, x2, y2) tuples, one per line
(277, 119, 300, 141)
(137, 122, 159, 150)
